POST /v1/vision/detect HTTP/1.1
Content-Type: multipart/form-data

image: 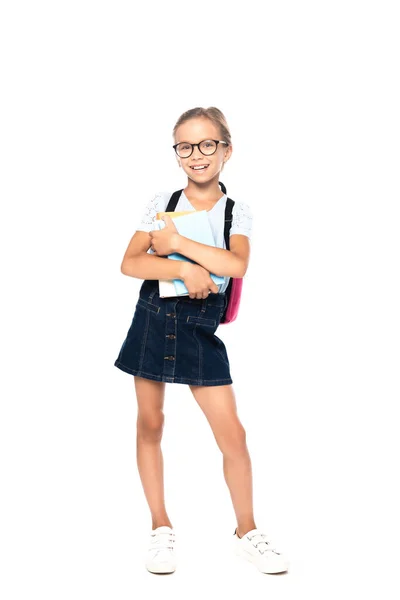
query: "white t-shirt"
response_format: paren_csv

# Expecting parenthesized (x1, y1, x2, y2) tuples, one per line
(136, 190, 253, 294)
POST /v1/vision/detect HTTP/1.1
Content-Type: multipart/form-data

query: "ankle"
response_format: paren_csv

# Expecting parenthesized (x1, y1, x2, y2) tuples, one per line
(236, 524, 257, 538)
(152, 519, 173, 530)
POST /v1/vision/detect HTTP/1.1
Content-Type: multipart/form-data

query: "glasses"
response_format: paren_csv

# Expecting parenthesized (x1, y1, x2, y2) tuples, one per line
(172, 139, 228, 158)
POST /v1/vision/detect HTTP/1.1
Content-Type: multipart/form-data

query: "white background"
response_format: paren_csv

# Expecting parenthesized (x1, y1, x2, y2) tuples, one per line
(1, 1, 399, 598)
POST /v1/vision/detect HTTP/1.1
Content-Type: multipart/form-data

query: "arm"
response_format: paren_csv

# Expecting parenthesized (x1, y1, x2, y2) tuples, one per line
(120, 230, 220, 297)
(120, 231, 186, 280)
(173, 233, 250, 278)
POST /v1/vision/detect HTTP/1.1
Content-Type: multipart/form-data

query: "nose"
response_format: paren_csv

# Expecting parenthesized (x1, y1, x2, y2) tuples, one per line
(191, 145, 203, 159)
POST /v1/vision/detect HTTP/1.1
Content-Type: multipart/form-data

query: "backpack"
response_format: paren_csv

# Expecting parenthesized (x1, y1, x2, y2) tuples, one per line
(165, 181, 243, 324)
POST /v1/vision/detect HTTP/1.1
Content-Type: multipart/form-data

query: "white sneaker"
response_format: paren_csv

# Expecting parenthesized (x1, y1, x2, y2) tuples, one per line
(145, 526, 177, 574)
(233, 527, 289, 574)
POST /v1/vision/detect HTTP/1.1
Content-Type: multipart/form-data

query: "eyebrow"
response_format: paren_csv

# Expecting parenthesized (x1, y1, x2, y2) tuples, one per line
(176, 138, 213, 144)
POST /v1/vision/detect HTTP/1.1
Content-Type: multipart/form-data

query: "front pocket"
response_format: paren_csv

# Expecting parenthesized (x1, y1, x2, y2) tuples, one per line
(137, 298, 160, 314)
(186, 315, 216, 328)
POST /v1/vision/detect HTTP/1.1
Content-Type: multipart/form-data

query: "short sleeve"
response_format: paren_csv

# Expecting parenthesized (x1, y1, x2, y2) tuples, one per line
(230, 201, 253, 239)
(136, 192, 169, 233)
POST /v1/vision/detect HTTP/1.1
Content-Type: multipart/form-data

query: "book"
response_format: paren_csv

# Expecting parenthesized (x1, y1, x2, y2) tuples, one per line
(153, 210, 224, 297)
(156, 210, 195, 219)
(156, 211, 198, 297)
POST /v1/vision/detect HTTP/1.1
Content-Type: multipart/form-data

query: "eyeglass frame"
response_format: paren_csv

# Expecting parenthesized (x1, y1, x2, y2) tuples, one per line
(172, 139, 229, 158)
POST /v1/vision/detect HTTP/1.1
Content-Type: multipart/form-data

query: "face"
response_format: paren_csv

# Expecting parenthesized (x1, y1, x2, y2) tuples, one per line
(174, 117, 232, 184)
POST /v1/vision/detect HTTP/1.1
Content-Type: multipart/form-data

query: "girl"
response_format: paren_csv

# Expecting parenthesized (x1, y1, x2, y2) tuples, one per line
(114, 107, 289, 575)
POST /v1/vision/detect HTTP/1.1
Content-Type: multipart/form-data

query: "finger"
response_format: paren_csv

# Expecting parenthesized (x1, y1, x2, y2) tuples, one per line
(210, 283, 219, 294)
(164, 214, 177, 230)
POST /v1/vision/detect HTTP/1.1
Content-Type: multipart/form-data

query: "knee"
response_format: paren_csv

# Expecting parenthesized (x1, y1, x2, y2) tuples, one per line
(137, 411, 165, 442)
(221, 424, 248, 458)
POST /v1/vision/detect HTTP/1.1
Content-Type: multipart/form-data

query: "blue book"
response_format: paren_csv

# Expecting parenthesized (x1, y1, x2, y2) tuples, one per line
(154, 210, 224, 297)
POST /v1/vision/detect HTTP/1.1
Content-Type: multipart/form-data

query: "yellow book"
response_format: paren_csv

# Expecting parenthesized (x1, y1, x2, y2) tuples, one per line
(156, 210, 197, 219)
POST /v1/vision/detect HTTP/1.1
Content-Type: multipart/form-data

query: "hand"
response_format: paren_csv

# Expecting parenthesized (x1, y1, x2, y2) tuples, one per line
(181, 262, 220, 299)
(149, 215, 179, 256)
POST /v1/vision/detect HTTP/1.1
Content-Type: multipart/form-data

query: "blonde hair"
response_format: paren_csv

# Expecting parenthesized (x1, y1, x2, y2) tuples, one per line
(173, 106, 232, 146)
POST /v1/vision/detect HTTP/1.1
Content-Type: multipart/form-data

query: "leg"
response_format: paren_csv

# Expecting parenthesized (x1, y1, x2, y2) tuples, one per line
(189, 384, 256, 538)
(134, 376, 173, 530)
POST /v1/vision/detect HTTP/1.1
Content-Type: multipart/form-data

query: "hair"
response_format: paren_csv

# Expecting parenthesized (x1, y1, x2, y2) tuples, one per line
(173, 106, 232, 146)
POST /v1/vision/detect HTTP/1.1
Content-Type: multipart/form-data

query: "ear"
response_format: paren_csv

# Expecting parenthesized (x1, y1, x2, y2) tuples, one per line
(224, 144, 233, 163)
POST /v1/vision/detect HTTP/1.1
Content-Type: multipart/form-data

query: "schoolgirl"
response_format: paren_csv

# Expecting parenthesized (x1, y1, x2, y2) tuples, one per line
(114, 107, 289, 575)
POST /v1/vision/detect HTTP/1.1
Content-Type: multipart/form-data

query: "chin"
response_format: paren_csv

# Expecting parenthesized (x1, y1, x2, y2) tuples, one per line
(185, 170, 220, 184)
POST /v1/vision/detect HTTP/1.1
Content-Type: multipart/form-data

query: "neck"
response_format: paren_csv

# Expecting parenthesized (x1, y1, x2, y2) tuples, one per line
(184, 174, 224, 201)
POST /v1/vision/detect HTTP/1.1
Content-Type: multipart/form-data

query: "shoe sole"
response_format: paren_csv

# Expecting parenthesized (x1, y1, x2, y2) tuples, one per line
(146, 566, 176, 574)
(145, 561, 176, 574)
(234, 544, 289, 574)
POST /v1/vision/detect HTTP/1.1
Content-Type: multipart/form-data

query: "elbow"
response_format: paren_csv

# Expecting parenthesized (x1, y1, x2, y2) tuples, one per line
(236, 260, 248, 279)
(222, 262, 246, 279)
(227, 264, 246, 279)
(120, 257, 131, 274)
(121, 251, 147, 276)
(229, 252, 248, 278)
(120, 255, 136, 275)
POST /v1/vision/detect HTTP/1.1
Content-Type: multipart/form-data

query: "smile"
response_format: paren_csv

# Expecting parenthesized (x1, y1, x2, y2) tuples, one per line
(190, 165, 209, 171)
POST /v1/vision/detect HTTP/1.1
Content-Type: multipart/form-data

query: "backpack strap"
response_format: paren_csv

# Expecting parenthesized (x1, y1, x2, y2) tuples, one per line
(224, 197, 234, 251)
(222, 194, 235, 318)
(219, 181, 227, 195)
(165, 189, 182, 212)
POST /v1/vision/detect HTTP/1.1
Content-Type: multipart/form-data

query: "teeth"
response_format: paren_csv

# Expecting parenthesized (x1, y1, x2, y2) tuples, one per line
(192, 165, 207, 170)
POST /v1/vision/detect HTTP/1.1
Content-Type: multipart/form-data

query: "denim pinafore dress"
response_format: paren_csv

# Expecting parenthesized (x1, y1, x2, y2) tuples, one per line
(114, 182, 234, 386)
(114, 279, 232, 386)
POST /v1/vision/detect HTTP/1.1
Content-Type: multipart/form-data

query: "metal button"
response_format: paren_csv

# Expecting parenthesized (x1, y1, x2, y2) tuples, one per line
(166, 313, 176, 318)
(164, 355, 175, 360)
(166, 334, 176, 339)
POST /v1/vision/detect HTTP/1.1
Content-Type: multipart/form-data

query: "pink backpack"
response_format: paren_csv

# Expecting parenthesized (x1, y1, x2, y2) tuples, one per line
(220, 184, 243, 324)
(221, 275, 243, 324)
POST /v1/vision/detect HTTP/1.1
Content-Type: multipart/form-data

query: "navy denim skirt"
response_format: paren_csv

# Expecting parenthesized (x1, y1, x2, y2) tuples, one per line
(114, 280, 232, 386)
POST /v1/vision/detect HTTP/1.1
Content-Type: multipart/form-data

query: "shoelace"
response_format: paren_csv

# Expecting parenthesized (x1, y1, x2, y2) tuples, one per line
(247, 532, 280, 555)
(149, 531, 176, 556)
